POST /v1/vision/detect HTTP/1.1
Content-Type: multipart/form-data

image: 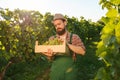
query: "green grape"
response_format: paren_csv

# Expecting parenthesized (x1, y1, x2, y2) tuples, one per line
(43, 38, 63, 45)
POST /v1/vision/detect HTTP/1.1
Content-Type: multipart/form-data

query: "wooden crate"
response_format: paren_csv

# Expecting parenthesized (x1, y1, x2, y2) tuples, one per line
(35, 40, 66, 53)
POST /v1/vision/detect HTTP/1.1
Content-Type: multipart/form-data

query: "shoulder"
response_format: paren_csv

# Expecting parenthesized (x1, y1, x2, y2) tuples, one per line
(72, 34, 79, 37)
(71, 33, 83, 44)
(72, 33, 81, 39)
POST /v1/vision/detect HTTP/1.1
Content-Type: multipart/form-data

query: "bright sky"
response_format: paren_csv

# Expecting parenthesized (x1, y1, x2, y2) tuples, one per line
(0, 0, 107, 22)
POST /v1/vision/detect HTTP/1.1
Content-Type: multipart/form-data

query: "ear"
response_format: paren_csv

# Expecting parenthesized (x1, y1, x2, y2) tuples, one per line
(64, 21, 67, 26)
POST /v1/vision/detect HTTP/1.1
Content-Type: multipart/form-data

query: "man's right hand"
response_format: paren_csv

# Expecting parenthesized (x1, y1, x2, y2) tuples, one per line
(43, 49, 54, 57)
(42, 49, 55, 60)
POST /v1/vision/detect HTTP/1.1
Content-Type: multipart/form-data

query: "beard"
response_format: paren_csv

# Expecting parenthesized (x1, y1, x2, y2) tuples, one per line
(56, 28, 66, 35)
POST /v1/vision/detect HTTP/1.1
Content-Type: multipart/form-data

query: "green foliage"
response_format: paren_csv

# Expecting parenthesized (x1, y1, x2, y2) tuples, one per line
(95, 0, 120, 80)
(66, 16, 103, 44)
(0, 8, 52, 79)
(77, 45, 104, 80)
(4, 55, 50, 80)
(94, 67, 111, 80)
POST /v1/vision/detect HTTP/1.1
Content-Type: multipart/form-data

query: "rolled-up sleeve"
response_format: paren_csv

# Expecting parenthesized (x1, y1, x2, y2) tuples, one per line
(72, 34, 86, 51)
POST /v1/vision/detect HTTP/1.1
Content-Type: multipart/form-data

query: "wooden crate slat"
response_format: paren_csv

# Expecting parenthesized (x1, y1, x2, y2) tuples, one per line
(35, 41, 66, 53)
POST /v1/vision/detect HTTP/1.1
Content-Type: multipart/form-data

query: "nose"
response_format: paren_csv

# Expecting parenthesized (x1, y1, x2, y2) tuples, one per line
(56, 25, 60, 28)
(55, 25, 60, 29)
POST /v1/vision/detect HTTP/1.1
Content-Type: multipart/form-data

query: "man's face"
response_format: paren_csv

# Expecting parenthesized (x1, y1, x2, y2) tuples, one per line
(53, 19, 67, 35)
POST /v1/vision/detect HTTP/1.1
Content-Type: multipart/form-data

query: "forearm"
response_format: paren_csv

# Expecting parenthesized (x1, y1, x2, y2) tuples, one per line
(67, 43, 85, 55)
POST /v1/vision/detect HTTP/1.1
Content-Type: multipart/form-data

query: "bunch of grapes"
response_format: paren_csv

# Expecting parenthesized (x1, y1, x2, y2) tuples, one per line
(43, 38, 63, 45)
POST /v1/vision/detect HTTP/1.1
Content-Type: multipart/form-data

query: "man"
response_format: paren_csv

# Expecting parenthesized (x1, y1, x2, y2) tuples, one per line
(44, 13, 85, 80)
